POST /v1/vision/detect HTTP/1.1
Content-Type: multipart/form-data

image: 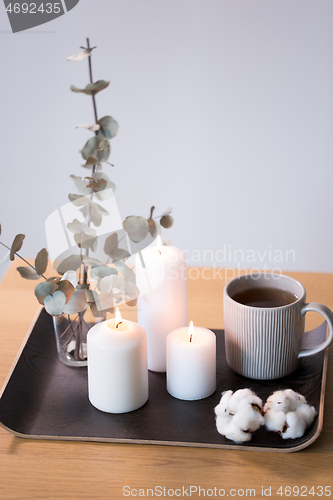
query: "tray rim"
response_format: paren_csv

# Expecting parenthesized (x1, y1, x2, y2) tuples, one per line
(0, 307, 329, 453)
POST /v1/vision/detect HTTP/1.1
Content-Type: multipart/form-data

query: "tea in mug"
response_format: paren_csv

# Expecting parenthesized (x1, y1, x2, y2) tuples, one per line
(232, 287, 298, 308)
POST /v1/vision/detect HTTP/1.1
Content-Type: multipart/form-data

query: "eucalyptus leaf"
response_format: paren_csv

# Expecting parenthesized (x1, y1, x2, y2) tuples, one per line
(82, 256, 103, 267)
(113, 259, 126, 275)
(85, 178, 107, 192)
(44, 290, 67, 316)
(99, 274, 125, 294)
(57, 279, 75, 304)
(80, 204, 103, 227)
(67, 219, 96, 236)
(74, 233, 98, 250)
(94, 172, 116, 201)
(68, 193, 91, 207)
(80, 202, 109, 221)
(89, 205, 103, 227)
(95, 291, 114, 311)
(60, 271, 78, 288)
(148, 218, 157, 237)
(160, 214, 174, 228)
(70, 175, 90, 196)
(104, 233, 118, 256)
(112, 248, 131, 261)
(97, 116, 119, 139)
(98, 139, 110, 152)
(94, 202, 110, 215)
(46, 277, 61, 284)
(123, 265, 136, 284)
(70, 80, 110, 96)
(35, 248, 48, 276)
(62, 289, 87, 314)
(86, 80, 110, 94)
(84, 155, 98, 166)
(81, 135, 109, 162)
(56, 254, 81, 275)
(67, 50, 90, 62)
(90, 265, 117, 281)
(10, 234, 25, 261)
(74, 123, 100, 132)
(35, 281, 58, 305)
(123, 216, 149, 243)
(17, 266, 41, 280)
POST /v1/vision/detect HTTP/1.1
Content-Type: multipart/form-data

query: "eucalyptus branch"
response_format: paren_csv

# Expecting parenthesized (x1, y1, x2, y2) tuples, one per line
(1, 39, 174, 327)
(80, 37, 100, 286)
(0, 241, 47, 280)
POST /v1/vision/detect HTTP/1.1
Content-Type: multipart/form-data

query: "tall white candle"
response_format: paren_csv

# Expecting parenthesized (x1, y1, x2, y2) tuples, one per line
(87, 308, 149, 413)
(166, 322, 216, 401)
(135, 237, 188, 372)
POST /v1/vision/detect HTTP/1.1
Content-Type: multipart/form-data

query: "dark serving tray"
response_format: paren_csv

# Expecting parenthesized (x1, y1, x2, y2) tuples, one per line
(0, 308, 329, 452)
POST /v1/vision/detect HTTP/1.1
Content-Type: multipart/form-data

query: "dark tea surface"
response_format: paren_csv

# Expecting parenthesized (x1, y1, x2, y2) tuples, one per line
(232, 287, 297, 308)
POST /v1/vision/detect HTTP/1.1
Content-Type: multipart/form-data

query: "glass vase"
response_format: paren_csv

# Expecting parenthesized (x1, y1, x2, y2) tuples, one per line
(53, 308, 105, 368)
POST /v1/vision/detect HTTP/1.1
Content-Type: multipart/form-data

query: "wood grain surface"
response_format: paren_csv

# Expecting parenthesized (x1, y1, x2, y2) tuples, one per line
(0, 263, 332, 500)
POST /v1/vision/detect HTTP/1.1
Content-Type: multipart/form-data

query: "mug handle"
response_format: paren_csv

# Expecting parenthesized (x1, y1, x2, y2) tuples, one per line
(298, 302, 333, 358)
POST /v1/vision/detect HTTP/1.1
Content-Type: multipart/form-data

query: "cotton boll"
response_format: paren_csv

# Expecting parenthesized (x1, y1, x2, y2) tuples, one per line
(281, 412, 307, 440)
(215, 389, 264, 443)
(264, 410, 286, 433)
(264, 389, 317, 440)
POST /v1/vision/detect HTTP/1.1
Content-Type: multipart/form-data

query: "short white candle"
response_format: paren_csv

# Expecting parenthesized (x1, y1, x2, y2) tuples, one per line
(135, 236, 188, 372)
(166, 322, 216, 401)
(87, 308, 149, 413)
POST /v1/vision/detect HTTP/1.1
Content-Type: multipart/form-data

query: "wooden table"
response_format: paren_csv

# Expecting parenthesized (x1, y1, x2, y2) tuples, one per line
(0, 264, 332, 500)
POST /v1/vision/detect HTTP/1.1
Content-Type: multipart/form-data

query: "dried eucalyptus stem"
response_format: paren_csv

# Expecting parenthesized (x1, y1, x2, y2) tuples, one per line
(79, 37, 99, 287)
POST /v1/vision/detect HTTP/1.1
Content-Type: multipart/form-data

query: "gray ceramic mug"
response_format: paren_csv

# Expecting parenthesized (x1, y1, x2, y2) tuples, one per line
(224, 273, 333, 380)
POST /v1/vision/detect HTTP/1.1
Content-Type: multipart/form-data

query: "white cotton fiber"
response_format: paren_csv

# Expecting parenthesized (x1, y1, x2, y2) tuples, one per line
(215, 389, 264, 443)
(264, 389, 317, 440)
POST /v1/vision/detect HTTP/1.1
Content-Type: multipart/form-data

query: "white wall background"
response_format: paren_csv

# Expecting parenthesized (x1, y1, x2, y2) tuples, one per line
(0, 0, 333, 282)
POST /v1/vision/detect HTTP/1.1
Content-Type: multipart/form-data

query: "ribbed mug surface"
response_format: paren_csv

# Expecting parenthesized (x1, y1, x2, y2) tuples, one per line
(224, 274, 305, 380)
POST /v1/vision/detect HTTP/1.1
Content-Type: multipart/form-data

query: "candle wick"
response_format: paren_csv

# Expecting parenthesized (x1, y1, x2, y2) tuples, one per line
(190, 334, 192, 343)
(116, 321, 123, 329)
(157, 249, 161, 255)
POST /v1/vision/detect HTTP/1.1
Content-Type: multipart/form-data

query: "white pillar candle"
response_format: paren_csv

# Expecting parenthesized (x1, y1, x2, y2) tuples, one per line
(166, 322, 216, 401)
(135, 237, 188, 372)
(87, 308, 149, 413)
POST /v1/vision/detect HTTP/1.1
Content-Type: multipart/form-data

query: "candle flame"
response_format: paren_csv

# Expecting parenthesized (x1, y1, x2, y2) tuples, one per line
(115, 307, 122, 328)
(156, 235, 162, 254)
(189, 321, 194, 342)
